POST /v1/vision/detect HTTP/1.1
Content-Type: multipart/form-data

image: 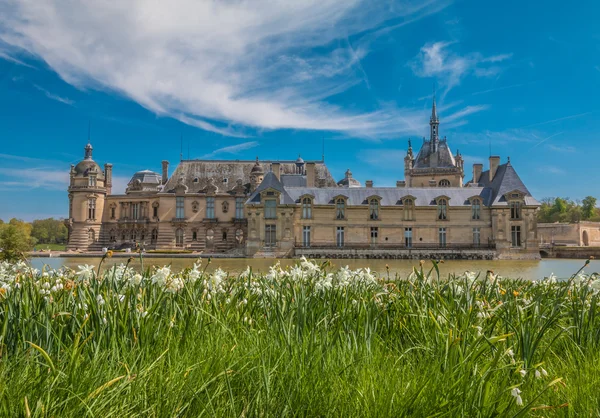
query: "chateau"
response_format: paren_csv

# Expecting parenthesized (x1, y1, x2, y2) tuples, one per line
(67, 99, 541, 259)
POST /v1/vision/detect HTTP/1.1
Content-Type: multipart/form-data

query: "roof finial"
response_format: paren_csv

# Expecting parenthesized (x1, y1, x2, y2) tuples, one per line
(408, 138, 412, 149)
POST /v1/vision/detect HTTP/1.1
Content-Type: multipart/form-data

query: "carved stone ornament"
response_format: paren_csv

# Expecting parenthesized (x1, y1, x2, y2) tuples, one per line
(191, 201, 199, 213)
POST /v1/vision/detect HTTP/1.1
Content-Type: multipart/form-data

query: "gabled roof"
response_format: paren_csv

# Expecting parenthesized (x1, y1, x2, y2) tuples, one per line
(476, 163, 540, 206)
(246, 172, 295, 205)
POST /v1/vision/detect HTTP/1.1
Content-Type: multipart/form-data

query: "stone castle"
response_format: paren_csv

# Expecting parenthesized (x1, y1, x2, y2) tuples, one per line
(67, 98, 540, 259)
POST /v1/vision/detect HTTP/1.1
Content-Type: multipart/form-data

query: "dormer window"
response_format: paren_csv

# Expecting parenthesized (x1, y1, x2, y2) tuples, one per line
(193, 177, 199, 183)
(266, 191, 275, 196)
(369, 198, 379, 220)
(437, 198, 448, 220)
(510, 201, 521, 220)
(264, 199, 277, 219)
(471, 199, 481, 220)
(403, 198, 414, 221)
(302, 197, 312, 219)
(335, 198, 346, 220)
(439, 179, 450, 187)
(88, 175, 97, 187)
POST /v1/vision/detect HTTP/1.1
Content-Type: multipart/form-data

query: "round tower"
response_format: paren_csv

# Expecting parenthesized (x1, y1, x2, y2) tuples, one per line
(66, 143, 109, 251)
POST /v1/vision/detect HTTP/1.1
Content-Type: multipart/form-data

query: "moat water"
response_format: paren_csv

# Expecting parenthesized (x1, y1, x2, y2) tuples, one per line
(29, 257, 598, 280)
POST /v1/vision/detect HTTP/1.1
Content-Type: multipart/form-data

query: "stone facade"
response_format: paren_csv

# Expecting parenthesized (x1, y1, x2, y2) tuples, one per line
(539, 222, 600, 247)
(67, 98, 541, 259)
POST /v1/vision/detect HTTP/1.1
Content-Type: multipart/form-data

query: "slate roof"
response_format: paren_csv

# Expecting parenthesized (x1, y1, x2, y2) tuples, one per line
(413, 140, 457, 169)
(246, 172, 295, 205)
(281, 175, 307, 187)
(476, 163, 540, 206)
(162, 159, 337, 192)
(282, 187, 492, 207)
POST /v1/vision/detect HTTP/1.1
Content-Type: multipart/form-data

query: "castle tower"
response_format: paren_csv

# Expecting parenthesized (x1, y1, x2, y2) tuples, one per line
(250, 157, 264, 191)
(66, 143, 110, 251)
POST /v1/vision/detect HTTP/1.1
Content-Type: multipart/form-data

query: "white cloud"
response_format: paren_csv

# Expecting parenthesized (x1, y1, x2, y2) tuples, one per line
(200, 141, 259, 159)
(0, 167, 68, 190)
(547, 144, 576, 153)
(33, 84, 74, 105)
(410, 41, 512, 95)
(0, 0, 452, 139)
(538, 165, 566, 175)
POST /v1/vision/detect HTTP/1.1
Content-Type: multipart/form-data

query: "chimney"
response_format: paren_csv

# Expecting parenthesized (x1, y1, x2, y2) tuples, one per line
(365, 180, 373, 188)
(306, 162, 316, 187)
(104, 163, 113, 194)
(472, 163, 483, 185)
(161, 160, 169, 184)
(489, 156, 500, 182)
(396, 180, 405, 188)
(271, 162, 281, 181)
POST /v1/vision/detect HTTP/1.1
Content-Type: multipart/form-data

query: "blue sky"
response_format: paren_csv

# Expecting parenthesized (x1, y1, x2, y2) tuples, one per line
(0, 0, 598, 221)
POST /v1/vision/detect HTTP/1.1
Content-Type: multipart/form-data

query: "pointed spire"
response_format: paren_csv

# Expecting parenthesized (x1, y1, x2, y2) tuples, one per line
(84, 143, 93, 160)
(431, 94, 438, 122)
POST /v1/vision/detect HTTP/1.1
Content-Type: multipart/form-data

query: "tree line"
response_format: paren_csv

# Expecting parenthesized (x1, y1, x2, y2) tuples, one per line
(0, 218, 68, 260)
(537, 196, 599, 223)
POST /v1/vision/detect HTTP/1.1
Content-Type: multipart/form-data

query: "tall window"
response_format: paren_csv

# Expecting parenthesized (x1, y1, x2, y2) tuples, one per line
(511, 226, 522, 247)
(265, 224, 276, 247)
(510, 201, 521, 219)
(437, 198, 448, 220)
(88, 175, 97, 187)
(88, 198, 96, 220)
(439, 179, 450, 187)
(206, 197, 215, 219)
(175, 228, 184, 247)
(336, 198, 346, 220)
(153, 204, 158, 218)
(192, 230, 197, 241)
(222, 230, 228, 241)
(472, 200, 481, 220)
(110, 206, 116, 219)
(370, 227, 378, 244)
(132, 203, 140, 219)
(303, 226, 311, 247)
(235, 197, 244, 219)
(264, 199, 277, 219)
(369, 198, 379, 220)
(438, 227, 447, 247)
(151, 229, 158, 244)
(176, 197, 185, 219)
(302, 197, 312, 219)
(473, 227, 481, 246)
(405, 228, 413, 248)
(336, 227, 345, 248)
(404, 198, 414, 221)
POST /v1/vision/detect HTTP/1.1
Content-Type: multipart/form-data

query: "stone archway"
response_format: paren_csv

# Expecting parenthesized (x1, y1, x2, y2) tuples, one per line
(583, 230, 590, 247)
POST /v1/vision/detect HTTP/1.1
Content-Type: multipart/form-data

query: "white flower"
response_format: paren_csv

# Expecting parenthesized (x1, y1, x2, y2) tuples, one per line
(540, 367, 548, 377)
(535, 369, 541, 379)
(96, 294, 105, 306)
(76, 264, 95, 281)
(519, 369, 527, 377)
(511, 387, 523, 406)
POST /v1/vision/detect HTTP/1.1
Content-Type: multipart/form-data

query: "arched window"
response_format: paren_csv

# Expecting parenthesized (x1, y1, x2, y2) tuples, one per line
(151, 229, 158, 244)
(302, 197, 312, 219)
(335, 198, 346, 220)
(403, 198, 414, 221)
(439, 179, 451, 187)
(175, 228, 184, 247)
(369, 198, 379, 220)
(437, 198, 448, 220)
(471, 199, 481, 220)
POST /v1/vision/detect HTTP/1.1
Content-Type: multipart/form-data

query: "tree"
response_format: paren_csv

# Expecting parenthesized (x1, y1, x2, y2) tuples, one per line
(582, 196, 598, 220)
(0, 219, 34, 261)
(31, 218, 68, 244)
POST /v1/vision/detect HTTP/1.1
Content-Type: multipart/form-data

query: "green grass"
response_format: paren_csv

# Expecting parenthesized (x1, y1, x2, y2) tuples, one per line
(33, 243, 67, 251)
(0, 258, 599, 416)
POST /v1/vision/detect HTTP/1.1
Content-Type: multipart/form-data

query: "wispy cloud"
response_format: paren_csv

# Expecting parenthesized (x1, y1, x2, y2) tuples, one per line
(521, 111, 592, 128)
(529, 131, 563, 150)
(33, 84, 74, 106)
(0, 0, 451, 139)
(0, 167, 68, 190)
(471, 82, 528, 96)
(538, 165, 566, 175)
(547, 144, 576, 153)
(0, 49, 35, 68)
(409, 41, 512, 95)
(200, 141, 259, 159)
